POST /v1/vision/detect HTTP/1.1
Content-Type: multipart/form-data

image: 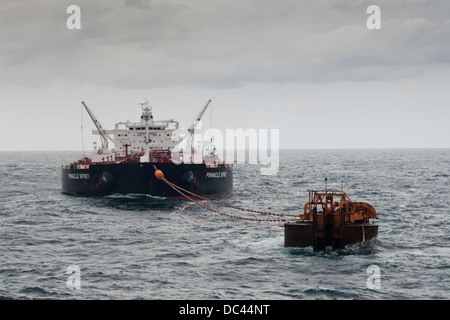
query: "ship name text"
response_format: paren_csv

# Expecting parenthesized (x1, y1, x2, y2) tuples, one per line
(206, 172, 227, 178)
(68, 173, 90, 180)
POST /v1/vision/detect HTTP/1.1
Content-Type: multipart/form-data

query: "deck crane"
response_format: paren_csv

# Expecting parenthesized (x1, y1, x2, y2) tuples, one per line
(187, 99, 212, 153)
(188, 99, 212, 134)
(81, 101, 114, 152)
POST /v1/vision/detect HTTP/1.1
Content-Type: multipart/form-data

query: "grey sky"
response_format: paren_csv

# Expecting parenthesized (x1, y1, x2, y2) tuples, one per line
(0, 0, 449, 150)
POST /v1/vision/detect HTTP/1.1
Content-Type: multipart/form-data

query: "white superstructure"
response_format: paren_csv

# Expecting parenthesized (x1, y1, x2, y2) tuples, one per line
(82, 100, 214, 164)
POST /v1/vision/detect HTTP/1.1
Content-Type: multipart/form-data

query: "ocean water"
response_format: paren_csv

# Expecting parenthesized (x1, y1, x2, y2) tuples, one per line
(0, 149, 449, 300)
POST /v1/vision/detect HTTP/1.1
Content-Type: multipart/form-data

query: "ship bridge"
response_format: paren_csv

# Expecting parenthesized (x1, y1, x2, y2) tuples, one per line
(84, 99, 214, 164)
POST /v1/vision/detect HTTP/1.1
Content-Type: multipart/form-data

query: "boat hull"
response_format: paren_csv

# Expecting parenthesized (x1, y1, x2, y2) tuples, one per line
(284, 221, 378, 250)
(62, 162, 233, 199)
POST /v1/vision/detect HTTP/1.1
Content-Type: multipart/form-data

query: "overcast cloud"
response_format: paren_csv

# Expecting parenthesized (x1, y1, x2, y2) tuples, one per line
(2, 0, 449, 88)
(0, 0, 449, 150)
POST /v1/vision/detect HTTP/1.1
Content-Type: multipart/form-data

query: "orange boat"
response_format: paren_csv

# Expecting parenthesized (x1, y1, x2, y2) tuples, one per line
(284, 181, 379, 251)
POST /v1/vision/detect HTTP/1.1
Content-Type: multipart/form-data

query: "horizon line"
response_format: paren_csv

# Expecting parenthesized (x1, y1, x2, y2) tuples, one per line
(1, 147, 449, 152)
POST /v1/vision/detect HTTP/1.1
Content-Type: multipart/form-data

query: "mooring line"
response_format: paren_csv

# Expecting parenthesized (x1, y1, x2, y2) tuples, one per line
(173, 204, 215, 224)
(168, 202, 214, 224)
(170, 202, 285, 227)
(164, 176, 301, 219)
(164, 176, 295, 223)
(153, 166, 300, 226)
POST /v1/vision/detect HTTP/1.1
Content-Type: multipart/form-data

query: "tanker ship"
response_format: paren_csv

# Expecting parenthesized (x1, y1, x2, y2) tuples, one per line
(62, 100, 233, 199)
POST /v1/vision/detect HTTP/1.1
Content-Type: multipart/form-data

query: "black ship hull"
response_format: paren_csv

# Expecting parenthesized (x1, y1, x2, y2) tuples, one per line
(62, 162, 233, 199)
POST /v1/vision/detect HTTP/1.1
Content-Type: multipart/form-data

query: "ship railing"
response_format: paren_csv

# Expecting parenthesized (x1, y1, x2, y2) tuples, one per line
(205, 162, 231, 168)
(149, 150, 172, 163)
(152, 120, 179, 128)
(62, 163, 90, 169)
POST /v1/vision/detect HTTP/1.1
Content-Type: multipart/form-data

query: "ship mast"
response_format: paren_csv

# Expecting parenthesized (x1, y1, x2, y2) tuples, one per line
(139, 100, 152, 158)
